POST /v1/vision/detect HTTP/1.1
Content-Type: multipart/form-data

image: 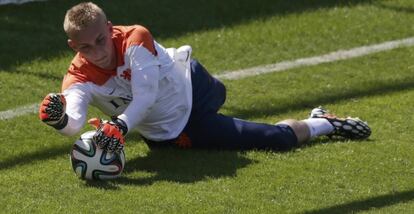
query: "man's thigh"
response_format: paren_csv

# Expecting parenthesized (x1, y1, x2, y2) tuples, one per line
(186, 113, 298, 150)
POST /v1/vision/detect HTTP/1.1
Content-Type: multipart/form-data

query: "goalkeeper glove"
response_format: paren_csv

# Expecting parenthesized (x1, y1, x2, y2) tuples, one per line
(39, 93, 68, 129)
(88, 117, 128, 153)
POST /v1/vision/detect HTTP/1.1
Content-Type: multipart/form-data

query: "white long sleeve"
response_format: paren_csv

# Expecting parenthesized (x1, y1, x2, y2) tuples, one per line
(117, 45, 160, 132)
(59, 83, 92, 136)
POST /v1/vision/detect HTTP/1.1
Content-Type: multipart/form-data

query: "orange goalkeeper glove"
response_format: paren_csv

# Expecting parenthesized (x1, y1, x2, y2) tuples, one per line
(88, 117, 128, 153)
(39, 93, 68, 129)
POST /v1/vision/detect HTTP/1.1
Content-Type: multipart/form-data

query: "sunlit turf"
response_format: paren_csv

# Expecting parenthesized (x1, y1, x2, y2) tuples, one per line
(1, 0, 414, 213)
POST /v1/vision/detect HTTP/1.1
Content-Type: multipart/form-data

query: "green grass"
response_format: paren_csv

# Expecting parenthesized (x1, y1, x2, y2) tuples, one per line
(1, 0, 414, 213)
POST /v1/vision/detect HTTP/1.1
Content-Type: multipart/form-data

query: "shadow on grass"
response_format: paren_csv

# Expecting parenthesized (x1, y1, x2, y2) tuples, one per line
(1, 129, 372, 190)
(225, 77, 414, 119)
(116, 148, 254, 186)
(86, 137, 374, 189)
(84, 179, 121, 190)
(0, 137, 253, 188)
(373, 1, 414, 14)
(303, 136, 375, 151)
(0, 0, 375, 72)
(0, 144, 72, 170)
(81, 147, 254, 189)
(304, 189, 414, 214)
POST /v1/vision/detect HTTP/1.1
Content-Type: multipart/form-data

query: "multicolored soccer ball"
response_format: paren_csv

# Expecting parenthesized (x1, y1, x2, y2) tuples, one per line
(70, 131, 125, 180)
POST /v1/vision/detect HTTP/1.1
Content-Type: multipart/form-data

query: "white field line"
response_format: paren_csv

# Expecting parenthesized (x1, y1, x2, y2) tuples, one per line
(2, 37, 414, 121)
(0, 0, 46, 5)
(215, 37, 414, 80)
(0, 103, 39, 120)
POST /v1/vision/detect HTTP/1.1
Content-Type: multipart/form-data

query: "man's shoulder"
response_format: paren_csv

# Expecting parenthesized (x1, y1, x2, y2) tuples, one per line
(113, 25, 151, 39)
(114, 25, 156, 55)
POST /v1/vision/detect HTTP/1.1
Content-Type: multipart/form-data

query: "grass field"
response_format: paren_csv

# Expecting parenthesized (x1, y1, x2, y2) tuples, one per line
(1, 0, 414, 213)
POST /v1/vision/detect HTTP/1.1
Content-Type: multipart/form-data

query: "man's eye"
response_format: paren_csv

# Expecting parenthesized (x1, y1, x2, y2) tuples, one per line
(97, 37, 106, 45)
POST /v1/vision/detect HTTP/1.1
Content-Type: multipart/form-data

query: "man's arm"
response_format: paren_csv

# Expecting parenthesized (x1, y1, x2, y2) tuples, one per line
(39, 83, 92, 136)
(90, 26, 160, 152)
(91, 45, 160, 153)
(117, 44, 160, 132)
(60, 84, 92, 135)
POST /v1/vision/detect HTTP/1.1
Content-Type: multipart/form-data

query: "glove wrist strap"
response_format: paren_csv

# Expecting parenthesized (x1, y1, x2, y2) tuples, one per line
(111, 117, 128, 135)
(50, 114, 68, 130)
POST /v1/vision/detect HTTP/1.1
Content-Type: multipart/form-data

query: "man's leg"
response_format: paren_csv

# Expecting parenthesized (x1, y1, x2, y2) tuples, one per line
(185, 113, 300, 150)
(278, 107, 371, 144)
(183, 60, 370, 150)
(305, 107, 371, 139)
(276, 119, 311, 145)
(184, 110, 370, 150)
(189, 59, 226, 123)
(186, 60, 314, 150)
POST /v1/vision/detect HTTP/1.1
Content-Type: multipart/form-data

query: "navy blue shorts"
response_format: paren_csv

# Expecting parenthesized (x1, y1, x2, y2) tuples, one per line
(145, 60, 298, 150)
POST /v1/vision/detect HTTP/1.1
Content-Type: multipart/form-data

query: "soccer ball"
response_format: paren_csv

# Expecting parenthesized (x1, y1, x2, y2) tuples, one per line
(70, 130, 126, 180)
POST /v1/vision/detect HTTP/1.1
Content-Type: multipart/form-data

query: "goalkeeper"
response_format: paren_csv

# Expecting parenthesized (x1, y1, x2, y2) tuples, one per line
(39, 2, 371, 153)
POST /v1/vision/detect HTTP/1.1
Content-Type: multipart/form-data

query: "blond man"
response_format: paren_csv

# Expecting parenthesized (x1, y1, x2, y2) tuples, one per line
(39, 2, 371, 153)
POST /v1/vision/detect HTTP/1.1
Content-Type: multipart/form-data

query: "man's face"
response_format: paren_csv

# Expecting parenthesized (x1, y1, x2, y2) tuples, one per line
(68, 18, 115, 70)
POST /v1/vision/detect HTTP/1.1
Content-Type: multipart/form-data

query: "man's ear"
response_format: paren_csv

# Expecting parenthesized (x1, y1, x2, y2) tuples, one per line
(107, 21, 113, 33)
(67, 39, 78, 52)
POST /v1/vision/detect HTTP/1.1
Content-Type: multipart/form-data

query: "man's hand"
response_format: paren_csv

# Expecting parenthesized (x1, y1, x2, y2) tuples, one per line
(88, 118, 128, 153)
(39, 93, 68, 128)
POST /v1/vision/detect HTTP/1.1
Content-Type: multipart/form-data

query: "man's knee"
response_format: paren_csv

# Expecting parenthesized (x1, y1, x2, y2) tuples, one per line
(277, 119, 310, 144)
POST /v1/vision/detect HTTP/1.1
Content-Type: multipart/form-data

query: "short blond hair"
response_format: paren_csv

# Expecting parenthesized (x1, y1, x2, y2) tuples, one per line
(63, 2, 107, 37)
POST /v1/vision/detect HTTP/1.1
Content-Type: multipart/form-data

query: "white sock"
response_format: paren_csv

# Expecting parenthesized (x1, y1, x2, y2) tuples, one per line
(303, 118, 335, 138)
